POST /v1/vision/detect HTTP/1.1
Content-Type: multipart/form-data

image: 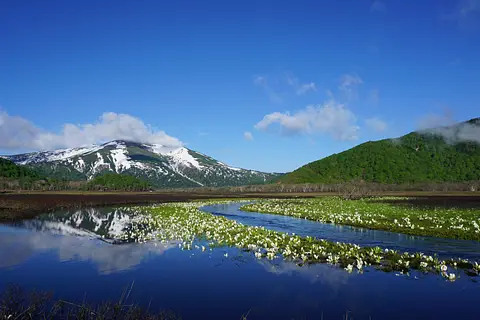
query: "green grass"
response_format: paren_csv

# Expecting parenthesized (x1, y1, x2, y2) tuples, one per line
(117, 200, 480, 281)
(241, 197, 480, 241)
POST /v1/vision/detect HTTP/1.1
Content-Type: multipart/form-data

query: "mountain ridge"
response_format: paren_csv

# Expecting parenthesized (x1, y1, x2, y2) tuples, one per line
(4, 140, 281, 188)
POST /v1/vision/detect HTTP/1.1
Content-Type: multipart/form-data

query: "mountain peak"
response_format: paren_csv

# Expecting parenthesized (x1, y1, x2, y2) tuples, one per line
(3, 141, 280, 188)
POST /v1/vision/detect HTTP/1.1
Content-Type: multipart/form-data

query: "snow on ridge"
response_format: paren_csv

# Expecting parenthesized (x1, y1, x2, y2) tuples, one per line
(14, 145, 101, 164)
(147, 144, 179, 155)
(45, 145, 100, 162)
(167, 147, 202, 169)
(217, 161, 243, 172)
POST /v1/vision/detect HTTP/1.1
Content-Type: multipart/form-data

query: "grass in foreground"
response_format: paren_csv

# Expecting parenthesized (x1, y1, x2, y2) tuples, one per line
(0, 284, 179, 320)
(118, 201, 480, 282)
(241, 197, 480, 241)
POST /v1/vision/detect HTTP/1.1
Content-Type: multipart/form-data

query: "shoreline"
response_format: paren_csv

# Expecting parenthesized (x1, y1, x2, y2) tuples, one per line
(0, 191, 479, 222)
(0, 191, 312, 221)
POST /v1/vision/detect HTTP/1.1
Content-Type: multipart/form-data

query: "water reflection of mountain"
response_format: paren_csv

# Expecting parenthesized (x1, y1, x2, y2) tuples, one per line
(11, 207, 141, 240)
(0, 228, 177, 274)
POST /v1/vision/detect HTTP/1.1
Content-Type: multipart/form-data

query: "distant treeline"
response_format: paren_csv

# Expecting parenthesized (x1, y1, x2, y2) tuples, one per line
(0, 158, 42, 180)
(1, 157, 479, 194)
(0, 158, 78, 191)
(160, 180, 480, 194)
(84, 173, 152, 191)
(0, 158, 152, 192)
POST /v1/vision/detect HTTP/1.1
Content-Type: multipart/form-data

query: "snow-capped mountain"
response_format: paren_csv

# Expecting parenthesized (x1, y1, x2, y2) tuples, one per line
(4, 140, 281, 188)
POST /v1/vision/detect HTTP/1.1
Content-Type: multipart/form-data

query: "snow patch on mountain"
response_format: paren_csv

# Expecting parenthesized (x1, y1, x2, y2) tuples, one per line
(167, 148, 202, 169)
(74, 158, 85, 172)
(91, 152, 111, 177)
(110, 146, 131, 172)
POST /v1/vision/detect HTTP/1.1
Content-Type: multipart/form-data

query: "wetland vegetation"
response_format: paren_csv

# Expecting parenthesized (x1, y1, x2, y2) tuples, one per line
(115, 199, 480, 281)
(2, 198, 480, 319)
(241, 197, 480, 241)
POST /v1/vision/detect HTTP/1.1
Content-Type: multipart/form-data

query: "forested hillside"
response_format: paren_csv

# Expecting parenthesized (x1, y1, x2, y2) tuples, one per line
(279, 118, 480, 184)
(0, 158, 42, 179)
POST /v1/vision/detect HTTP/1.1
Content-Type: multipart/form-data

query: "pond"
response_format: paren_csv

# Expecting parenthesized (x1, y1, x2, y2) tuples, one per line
(0, 203, 479, 319)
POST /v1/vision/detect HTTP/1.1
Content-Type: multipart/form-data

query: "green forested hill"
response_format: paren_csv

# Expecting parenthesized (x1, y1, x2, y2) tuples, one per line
(0, 158, 42, 179)
(279, 118, 480, 184)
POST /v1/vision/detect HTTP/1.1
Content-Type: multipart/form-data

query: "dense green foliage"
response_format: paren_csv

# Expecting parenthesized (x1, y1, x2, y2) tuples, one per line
(280, 119, 480, 184)
(86, 173, 152, 191)
(0, 158, 42, 179)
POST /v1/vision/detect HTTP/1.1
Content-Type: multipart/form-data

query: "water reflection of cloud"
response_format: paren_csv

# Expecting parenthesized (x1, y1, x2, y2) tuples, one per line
(256, 259, 351, 290)
(252, 258, 354, 312)
(0, 229, 177, 274)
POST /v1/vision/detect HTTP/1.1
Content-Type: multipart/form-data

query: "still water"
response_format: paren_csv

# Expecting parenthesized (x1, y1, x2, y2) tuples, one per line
(0, 204, 479, 319)
(203, 202, 480, 260)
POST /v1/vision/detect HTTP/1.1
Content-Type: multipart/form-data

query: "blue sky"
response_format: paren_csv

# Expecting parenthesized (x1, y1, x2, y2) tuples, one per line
(1, 0, 479, 173)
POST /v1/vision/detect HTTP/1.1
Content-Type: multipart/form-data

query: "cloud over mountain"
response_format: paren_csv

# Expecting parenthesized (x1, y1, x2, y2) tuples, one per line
(0, 111, 183, 151)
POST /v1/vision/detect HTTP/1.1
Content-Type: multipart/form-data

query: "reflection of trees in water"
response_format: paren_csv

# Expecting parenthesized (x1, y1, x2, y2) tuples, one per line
(0, 230, 177, 274)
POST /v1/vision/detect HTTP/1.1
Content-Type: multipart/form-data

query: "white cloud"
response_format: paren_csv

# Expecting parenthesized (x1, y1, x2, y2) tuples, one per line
(0, 226, 176, 274)
(418, 113, 480, 144)
(254, 100, 359, 141)
(0, 111, 183, 151)
(244, 131, 254, 141)
(365, 117, 387, 132)
(339, 74, 363, 100)
(371, 0, 386, 12)
(286, 74, 317, 95)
